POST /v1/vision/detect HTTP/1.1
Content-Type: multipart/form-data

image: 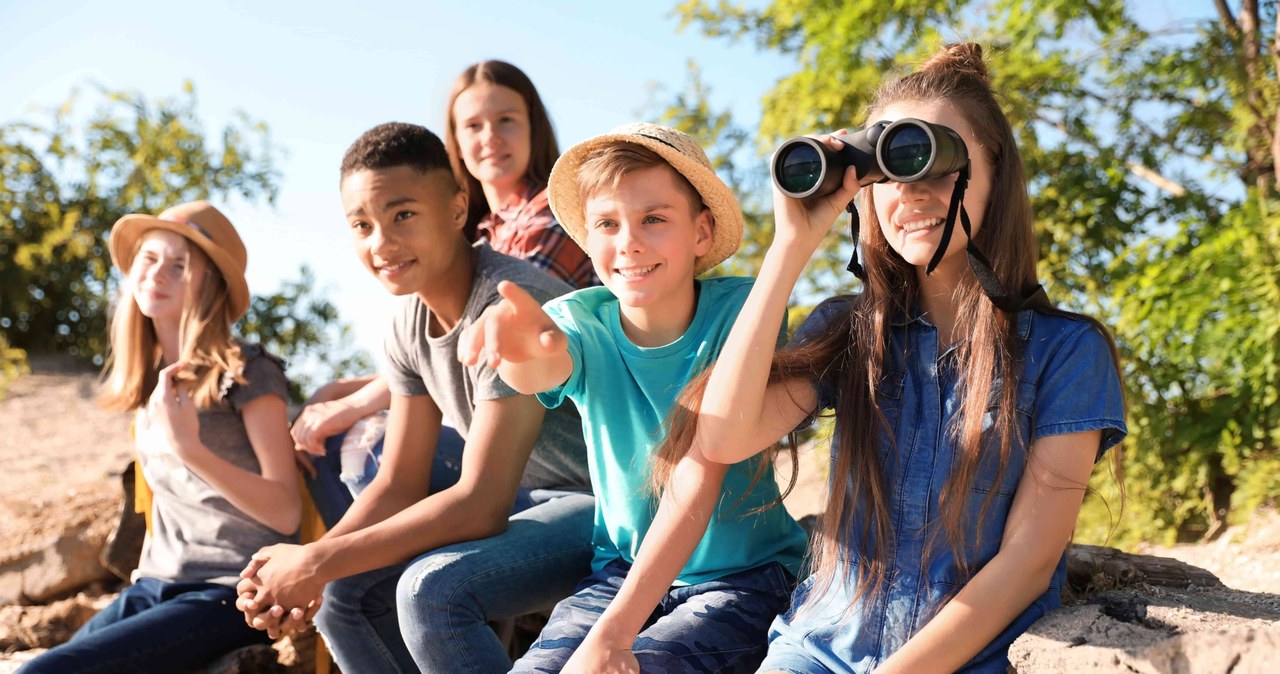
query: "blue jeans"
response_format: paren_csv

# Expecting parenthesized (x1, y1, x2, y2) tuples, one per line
(304, 425, 468, 529)
(314, 489, 595, 674)
(18, 578, 269, 674)
(511, 558, 796, 674)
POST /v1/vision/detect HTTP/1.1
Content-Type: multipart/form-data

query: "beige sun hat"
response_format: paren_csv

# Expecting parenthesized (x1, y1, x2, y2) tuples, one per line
(548, 122, 744, 276)
(109, 200, 251, 320)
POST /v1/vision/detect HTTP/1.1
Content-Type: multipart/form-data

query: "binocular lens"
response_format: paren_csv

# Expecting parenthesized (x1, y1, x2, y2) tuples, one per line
(775, 142, 823, 195)
(770, 118, 968, 199)
(882, 124, 932, 179)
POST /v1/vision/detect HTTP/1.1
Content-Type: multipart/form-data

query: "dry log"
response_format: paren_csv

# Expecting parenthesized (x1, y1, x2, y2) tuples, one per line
(1066, 544, 1224, 593)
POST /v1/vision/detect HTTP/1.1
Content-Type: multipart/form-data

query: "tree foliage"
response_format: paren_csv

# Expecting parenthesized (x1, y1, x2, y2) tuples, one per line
(667, 0, 1280, 544)
(0, 82, 279, 362)
(0, 84, 370, 403)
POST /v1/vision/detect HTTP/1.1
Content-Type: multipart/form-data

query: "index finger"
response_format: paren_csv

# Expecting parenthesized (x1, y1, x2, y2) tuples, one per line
(495, 280, 543, 313)
(817, 130, 848, 151)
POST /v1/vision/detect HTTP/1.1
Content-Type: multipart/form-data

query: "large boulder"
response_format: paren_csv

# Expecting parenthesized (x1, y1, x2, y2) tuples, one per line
(1011, 587, 1280, 673)
(0, 488, 118, 605)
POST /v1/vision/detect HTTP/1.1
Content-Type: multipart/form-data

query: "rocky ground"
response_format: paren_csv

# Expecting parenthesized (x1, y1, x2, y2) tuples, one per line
(1, 357, 1277, 672)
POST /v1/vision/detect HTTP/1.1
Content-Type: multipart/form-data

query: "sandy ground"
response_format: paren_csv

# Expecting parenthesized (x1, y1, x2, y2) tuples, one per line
(0, 358, 1276, 671)
(0, 359, 134, 561)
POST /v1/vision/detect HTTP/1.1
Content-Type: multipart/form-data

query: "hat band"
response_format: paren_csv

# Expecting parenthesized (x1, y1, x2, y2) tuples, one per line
(161, 215, 214, 242)
(635, 133, 682, 154)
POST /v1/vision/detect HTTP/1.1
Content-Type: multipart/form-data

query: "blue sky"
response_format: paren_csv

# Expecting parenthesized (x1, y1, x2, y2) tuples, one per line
(0, 0, 793, 366)
(1, 0, 1216, 372)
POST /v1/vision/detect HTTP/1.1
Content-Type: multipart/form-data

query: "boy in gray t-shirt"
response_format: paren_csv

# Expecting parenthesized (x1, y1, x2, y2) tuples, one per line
(384, 243, 588, 492)
(235, 122, 593, 674)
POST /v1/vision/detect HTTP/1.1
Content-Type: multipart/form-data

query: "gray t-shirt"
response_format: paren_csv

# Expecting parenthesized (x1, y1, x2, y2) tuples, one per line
(133, 343, 295, 587)
(384, 243, 590, 490)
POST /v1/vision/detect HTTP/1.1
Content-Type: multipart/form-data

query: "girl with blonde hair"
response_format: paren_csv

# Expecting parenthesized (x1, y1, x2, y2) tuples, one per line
(22, 201, 300, 673)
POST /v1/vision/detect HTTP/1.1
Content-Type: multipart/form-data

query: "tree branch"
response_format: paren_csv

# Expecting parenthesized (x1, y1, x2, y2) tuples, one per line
(1213, 0, 1240, 40)
(1273, 9, 1280, 188)
(1040, 111, 1193, 197)
(1126, 163, 1188, 197)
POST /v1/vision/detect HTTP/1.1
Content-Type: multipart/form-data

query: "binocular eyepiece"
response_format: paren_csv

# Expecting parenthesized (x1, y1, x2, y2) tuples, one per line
(771, 118, 969, 199)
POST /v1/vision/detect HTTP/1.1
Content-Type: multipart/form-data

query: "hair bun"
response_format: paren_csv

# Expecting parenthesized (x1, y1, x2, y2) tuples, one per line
(920, 43, 991, 87)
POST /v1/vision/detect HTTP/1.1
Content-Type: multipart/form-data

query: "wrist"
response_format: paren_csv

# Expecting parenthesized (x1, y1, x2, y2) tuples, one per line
(303, 539, 339, 584)
(588, 610, 641, 648)
(328, 397, 367, 426)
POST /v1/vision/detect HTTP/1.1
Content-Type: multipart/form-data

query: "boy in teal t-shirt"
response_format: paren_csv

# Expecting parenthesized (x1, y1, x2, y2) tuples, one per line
(461, 123, 807, 673)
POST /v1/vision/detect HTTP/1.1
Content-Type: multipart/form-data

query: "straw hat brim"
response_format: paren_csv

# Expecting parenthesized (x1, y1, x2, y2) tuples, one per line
(548, 132, 743, 276)
(109, 214, 251, 320)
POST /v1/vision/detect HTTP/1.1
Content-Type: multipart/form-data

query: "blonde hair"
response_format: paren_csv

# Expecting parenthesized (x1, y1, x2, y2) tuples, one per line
(576, 142, 703, 215)
(100, 234, 245, 411)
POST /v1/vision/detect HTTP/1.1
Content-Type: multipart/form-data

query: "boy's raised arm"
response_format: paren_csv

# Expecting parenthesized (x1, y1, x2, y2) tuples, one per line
(459, 280, 573, 394)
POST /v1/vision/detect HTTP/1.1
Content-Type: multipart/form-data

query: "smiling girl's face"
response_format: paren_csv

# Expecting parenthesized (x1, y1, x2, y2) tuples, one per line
(130, 230, 205, 324)
(452, 81, 533, 196)
(870, 99, 992, 278)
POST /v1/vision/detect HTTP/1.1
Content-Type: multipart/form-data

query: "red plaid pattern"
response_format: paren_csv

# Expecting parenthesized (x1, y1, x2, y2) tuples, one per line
(477, 185, 599, 290)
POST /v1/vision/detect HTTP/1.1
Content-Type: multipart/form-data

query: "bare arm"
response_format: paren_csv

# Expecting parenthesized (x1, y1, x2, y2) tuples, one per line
(696, 157, 860, 463)
(240, 391, 548, 611)
(562, 446, 730, 673)
(458, 280, 573, 395)
(290, 375, 391, 455)
(151, 362, 301, 535)
(874, 430, 1100, 674)
(307, 374, 380, 404)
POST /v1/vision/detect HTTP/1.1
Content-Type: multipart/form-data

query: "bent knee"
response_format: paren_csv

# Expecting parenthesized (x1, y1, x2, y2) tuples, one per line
(395, 550, 479, 620)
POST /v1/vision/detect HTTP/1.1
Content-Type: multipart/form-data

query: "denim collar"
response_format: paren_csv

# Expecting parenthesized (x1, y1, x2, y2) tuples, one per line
(889, 302, 1033, 342)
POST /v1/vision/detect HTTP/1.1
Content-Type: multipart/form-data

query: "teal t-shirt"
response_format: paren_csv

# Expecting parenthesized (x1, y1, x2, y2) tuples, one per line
(538, 276, 808, 585)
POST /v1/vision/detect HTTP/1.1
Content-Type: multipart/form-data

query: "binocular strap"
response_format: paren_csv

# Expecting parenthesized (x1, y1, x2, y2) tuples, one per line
(925, 171, 1051, 313)
(844, 200, 867, 281)
(843, 175, 1049, 312)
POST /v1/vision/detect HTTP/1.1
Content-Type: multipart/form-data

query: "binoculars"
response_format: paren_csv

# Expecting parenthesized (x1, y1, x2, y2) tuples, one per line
(771, 118, 969, 199)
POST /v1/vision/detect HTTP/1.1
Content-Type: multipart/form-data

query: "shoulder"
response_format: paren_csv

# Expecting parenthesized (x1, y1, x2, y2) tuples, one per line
(224, 341, 289, 404)
(475, 243, 572, 304)
(232, 342, 286, 378)
(700, 275, 755, 300)
(792, 294, 859, 347)
(1023, 310, 1118, 378)
(544, 285, 616, 320)
(388, 294, 428, 341)
(1026, 310, 1111, 350)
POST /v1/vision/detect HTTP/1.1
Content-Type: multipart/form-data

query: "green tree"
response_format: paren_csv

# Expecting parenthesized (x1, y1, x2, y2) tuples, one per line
(1, 83, 372, 404)
(667, 0, 1279, 544)
(0, 82, 279, 363)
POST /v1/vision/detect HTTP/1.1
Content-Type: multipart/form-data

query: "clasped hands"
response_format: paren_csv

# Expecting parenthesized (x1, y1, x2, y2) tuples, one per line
(235, 544, 324, 638)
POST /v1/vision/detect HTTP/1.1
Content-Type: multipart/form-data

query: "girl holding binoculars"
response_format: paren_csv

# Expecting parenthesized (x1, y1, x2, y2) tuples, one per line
(656, 42, 1127, 672)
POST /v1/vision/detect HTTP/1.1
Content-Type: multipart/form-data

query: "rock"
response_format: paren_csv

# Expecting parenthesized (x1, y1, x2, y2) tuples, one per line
(0, 489, 119, 605)
(0, 591, 108, 650)
(1011, 587, 1280, 672)
(195, 644, 287, 674)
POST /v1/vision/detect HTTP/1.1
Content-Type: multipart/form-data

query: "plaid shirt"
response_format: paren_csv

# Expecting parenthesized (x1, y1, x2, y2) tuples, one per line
(477, 185, 599, 290)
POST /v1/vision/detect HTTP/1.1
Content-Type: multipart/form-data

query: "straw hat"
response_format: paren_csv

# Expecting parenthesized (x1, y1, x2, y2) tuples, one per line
(548, 123, 743, 276)
(109, 200, 250, 319)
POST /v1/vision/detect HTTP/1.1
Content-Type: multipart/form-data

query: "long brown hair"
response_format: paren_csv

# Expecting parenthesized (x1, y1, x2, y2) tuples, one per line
(444, 60, 560, 239)
(654, 42, 1125, 612)
(100, 234, 244, 412)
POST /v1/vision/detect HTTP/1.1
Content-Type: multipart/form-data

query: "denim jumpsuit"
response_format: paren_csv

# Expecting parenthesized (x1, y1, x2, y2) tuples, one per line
(759, 299, 1127, 674)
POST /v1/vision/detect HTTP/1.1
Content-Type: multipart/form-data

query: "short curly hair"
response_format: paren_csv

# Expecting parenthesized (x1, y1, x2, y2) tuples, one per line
(340, 122, 455, 186)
